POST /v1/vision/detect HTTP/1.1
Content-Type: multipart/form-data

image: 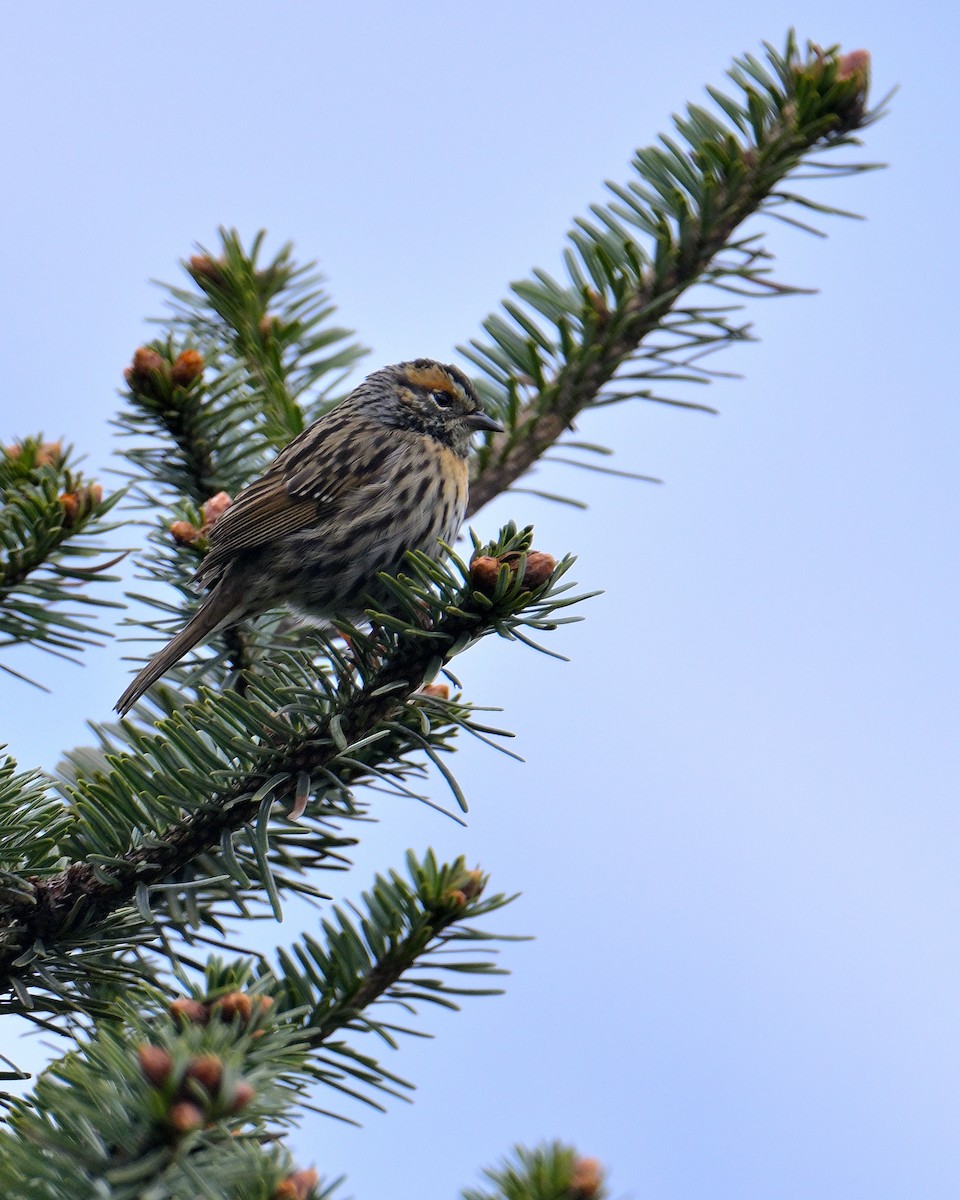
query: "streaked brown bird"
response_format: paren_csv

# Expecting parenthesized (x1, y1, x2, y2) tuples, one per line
(116, 359, 502, 715)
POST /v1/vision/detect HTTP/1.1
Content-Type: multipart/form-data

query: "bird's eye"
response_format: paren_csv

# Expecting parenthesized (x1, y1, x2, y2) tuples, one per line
(429, 389, 455, 409)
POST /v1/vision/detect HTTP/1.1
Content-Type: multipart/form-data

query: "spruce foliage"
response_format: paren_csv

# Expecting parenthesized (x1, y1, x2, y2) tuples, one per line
(0, 35, 881, 1198)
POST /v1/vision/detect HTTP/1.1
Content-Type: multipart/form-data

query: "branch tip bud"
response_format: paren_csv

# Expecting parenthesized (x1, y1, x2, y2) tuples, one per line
(169, 997, 209, 1026)
(167, 1100, 205, 1134)
(571, 1156, 603, 1198)
(171, 348, 205, 387)
(189, 254, 226, 284)
(470, 549, 556, 595)
(273, 1169, 319, 1200)
(521, 550, 556, 589)
(59, 483, 102, 528)
(130, 346, 166, 378)
(138, 1043, 173, 1088)
(228, 1079, 256, 1113)
(214, 990, 254, 1022)
(169, 520, 201, 546)
(460, 869, 485, 900)
(183, 1053, 223, 1096)
(469, 555, 502, 595)
(837, 48, 870, 84)
(201, 491, 233, 530)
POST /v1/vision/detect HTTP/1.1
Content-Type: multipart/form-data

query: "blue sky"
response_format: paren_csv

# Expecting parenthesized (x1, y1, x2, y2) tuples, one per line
(2, 2, 957, 1198)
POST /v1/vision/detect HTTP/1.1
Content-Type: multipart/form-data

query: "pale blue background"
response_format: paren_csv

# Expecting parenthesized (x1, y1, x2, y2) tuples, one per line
(2, 3, 957, 1198)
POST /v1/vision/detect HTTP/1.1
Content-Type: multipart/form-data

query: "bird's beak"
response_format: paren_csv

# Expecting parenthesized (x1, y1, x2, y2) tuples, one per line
(464, 410, 504, 434)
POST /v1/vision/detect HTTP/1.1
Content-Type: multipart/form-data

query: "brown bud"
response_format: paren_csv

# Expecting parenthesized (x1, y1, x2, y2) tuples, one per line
(138, 1043, 173, 1088)
(460, 869, 485, 900)
(421, 683, 450, 701)
(444, 889, 468, 908)
(837, 49, 870, 84)
(168, 1100, 205, 1134)
(171, 348, 205, 387)
(189, 254, 226, 284)
(183, 1053, 223, 1097)
(228, 1079, 255, 1113)
(215, 991, 253, 1023)
(259, 313, 282, 338)
(58, 484, 100, 527)
(200, 490, 233, 530)
(59, 492, 79, 526)
(169, 997, 209, 1026)
(169, 520, 201, 546)
(471, 548, 555, 595)
(571, 1157, 603, 1198)
(833, 48, 870, 129)
(290, 1170, 319, 1198)
(522, 551, 555, 589)
(470, 555, 502, 595)
(3, 439, 59, 467)
(33, 441, 63, 469)
(131, 346, 166, 378)
(273, 1168, 319, 1200)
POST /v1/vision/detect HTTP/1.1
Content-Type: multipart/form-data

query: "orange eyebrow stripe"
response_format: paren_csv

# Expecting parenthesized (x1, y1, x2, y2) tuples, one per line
(404, 364, 454, 393)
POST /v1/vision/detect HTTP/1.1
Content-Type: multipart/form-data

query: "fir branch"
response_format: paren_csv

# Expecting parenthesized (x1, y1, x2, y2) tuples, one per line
(0, 984, 333, 1200)
(0, 439, 125, 677)
(462, 1142, 608, 1200)
(114, 233, 370, 688)
(0, 527, 583, 1013)
(0, 35, 888, 1199)
(262, 851, 518, 1109)
(463, 36, 880, 515)
(176, 230, 368, 440)
(116, 344, 265, 507)
(1, 853, 513, 1192)
(115, 231, 367, 510)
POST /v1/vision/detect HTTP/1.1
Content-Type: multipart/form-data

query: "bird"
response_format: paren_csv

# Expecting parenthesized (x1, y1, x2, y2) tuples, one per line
(115, 358, 502, 715)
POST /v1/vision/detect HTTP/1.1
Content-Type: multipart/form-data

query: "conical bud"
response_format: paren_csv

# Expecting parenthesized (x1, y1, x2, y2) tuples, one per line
(228, 1079, 255, 1113)
(171, 349, 205, 387)
(215, 991, 253, 1023)
(138, 1043, 173, 1088)
(169, 997, 209, 1025)
(183, 1053, 223, 1097)
(571, 1156, 603, 1198)
(201, 491, 233, 531)
(170, 520, 201, 545)
(167, 1100, 204, 1134)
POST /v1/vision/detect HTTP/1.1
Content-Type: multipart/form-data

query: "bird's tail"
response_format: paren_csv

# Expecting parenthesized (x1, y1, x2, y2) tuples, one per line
(115, 589, 243, 716)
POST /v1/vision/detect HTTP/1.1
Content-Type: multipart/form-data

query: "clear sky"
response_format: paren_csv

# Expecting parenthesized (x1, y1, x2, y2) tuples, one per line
(2, 2, 957, 1198)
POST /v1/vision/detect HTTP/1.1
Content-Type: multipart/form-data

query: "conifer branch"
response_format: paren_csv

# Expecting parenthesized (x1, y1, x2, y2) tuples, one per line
(0, 32, 886, 1199)
(0, 440, 125, 678)
(0, 528, 579, 1013)
(464, 36, 880, 515)
(0, 857, 515, 1192)
(0, 979, 331, 1200)
(239, 851, 519, 1110)
(462, 1142, 608, 1200)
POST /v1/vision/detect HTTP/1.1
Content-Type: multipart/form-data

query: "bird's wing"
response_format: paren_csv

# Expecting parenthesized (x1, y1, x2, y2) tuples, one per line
(201, 417, 399, 563)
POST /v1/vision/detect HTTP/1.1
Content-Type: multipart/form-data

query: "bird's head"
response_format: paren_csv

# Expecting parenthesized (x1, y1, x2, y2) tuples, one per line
(359, 359, 503, 456)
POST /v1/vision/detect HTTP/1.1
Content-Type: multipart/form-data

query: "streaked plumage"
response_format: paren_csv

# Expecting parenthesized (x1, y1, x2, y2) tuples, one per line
(116, 359, 501, 715)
